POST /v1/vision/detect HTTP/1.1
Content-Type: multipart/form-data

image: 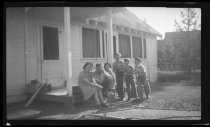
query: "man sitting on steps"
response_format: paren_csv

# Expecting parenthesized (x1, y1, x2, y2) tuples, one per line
(94, 63, 114, 102)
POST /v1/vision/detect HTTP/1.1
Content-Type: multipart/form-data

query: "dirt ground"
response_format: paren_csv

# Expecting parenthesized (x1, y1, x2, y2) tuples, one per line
(6, 71, 201, 120)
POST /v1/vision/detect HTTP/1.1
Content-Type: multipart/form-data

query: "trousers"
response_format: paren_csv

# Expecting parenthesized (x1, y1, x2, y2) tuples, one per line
(116, 71, 124, 100)
(125, 75, 137, 99)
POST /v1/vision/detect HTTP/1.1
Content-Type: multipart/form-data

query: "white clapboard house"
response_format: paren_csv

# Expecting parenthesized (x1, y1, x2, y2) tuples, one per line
(6, 7, 162, 103)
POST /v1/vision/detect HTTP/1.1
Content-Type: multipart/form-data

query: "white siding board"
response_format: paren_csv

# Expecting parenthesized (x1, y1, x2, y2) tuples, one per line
(146, 37, 158, 82)
(7, 6, 26, 100)
(25, 10, 39, 84)
(6, 8, 25, 43)
(7, 94, 27, 104)
(71, 24, 82, 85)
(6, 7, 66, 103)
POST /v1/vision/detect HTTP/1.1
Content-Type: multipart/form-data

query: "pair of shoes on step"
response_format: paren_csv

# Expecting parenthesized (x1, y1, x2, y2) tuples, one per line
(120, 97, 126, 101)
(146, 95, 151, 99)
(103, 97, 108, 103)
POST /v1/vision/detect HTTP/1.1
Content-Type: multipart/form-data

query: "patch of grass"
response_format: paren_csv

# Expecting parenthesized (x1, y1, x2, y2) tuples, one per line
(157, 71, 201, 82)
(143, 78, 201, 111)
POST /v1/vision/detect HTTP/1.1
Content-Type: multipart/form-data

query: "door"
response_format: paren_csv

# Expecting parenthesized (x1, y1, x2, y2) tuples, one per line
(40, 24, 63, 87)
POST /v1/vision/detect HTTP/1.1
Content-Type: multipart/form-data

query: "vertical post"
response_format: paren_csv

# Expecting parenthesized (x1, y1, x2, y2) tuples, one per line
(24, 8, 28, 85)
(107, 7, 114, 63)
(130, 34, 133, 58)
(186, 8, 191, 79)
(64, 7, 72, 92)
(116, 34, 119, 54)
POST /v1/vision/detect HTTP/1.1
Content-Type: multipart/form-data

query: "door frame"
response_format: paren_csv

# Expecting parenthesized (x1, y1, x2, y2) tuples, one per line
(38, 20, 62, 83)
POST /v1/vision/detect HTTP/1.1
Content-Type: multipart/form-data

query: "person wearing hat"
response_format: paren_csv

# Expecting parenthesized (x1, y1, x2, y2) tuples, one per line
(134, 57, 151, 100)
(124, 58, 138, 101)
(113, 53, 125, 101)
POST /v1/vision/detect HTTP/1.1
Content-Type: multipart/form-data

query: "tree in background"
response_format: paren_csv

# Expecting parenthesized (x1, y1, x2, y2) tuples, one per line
(174, 8, 201, 32)
(158, 39, 176, 71)
(174, 8, 201, 79)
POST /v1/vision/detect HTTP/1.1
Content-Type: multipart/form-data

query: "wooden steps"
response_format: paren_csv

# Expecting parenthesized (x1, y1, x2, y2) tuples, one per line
(26, 88, 73, 104)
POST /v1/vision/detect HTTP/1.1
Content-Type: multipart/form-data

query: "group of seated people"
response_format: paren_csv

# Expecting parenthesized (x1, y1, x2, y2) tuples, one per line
(78, 53, 151, 109)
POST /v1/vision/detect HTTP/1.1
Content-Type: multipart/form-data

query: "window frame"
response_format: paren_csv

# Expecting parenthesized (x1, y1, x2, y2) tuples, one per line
(118, 33, 131, 58)
(42, 26, 60, 60)
(80, 25, 107, 59)
(80, 23, 148, 60)
(39, 20, 62, 62)
(132, 35, 143, 59)
(143, 37, 147, 59)
(117, 31, 147, 59)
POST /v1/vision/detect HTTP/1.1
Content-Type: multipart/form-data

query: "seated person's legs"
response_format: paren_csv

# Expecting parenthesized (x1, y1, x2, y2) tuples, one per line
(101, 76, 113, 98)
(93, 90, 101, 105)
(125, 76, 131, 100)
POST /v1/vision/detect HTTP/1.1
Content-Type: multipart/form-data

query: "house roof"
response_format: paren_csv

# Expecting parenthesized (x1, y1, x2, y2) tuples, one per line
(113, 8, 162, 37)
(26, 7, 161, 37)
(71, 7, 125, 19)
(91, 7, 162, 38)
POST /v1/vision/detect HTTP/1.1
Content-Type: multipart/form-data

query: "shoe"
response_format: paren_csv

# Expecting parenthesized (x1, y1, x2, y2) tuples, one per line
(132, 98, 138, 103)
(101, 103, 109, 108)
(103, 97, 108, 103)
(146, 95, 151, 99)
(115, 98, 121, 102)
(120, 97, 125, 101)
(126, 98, 131, 102)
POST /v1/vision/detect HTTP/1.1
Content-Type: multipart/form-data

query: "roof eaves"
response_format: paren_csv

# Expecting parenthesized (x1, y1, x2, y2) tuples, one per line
(123, 8, 162, 37)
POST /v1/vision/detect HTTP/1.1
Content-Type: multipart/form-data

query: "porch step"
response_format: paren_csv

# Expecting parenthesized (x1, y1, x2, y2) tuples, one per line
(26, 88, 73, 104)
(39, 93, 72, 103)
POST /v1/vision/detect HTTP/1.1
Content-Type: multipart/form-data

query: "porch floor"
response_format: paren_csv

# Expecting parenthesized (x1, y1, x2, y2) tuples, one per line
(43, 88, 68, 96)
(26, 88, 72, 104)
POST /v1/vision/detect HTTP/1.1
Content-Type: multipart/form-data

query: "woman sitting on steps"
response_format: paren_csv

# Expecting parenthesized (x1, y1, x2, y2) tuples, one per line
(78, 62, 109, 109)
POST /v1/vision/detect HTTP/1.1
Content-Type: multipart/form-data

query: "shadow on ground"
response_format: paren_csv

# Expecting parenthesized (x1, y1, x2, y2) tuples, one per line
(26, 99, 98, 118)
(23, 98, 149, 119)
(93, 99, 147, 114)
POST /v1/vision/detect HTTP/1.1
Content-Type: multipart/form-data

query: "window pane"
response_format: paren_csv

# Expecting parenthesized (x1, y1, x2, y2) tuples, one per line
(82, 28, 100, 58)
(132, 36, 142, 58)
(143, 38, 147, 58)
(119, 34, 131, 58)
(43, 26, 59, 60)
(102, 31, 105, 58)
(113, 36, 117, 58)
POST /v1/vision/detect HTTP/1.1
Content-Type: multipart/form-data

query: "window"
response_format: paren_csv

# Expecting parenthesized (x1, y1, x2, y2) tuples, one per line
(143, 38, 147, 58)
(113, 36, 117, 58)
(119, 34, 131, 58)
(102, 31, 105, 58)
(43, 26, 59, 60)
(132, 36, 142, 58)
(82, 28, 100, 58)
